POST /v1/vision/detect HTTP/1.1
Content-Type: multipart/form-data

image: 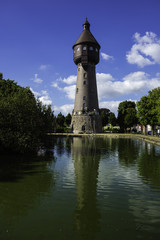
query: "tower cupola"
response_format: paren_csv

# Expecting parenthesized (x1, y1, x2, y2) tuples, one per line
(73, 18, 101, 65)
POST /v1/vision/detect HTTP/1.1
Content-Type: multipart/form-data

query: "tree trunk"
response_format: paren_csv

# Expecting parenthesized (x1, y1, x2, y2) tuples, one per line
(144, 125, 147, 135)
(152, 125, 154, 136)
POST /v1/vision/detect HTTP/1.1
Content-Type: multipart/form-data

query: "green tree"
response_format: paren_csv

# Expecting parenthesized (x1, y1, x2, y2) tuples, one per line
(0, 77, 54, 153)
(56, 112, 65, 126)
(108, 112, 117, 127)
(137, 96, 149, 134)
(100, 108, 110, 127)
(137, 87, 160, 135)
(65, 113, 72, 126)
(0, 73, 3, 80)
(117, 100, 137, 132)
(56, 112, 65, 132)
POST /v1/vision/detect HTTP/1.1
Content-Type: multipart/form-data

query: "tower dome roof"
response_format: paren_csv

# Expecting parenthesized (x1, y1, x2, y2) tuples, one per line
(73, 18, 100, 49)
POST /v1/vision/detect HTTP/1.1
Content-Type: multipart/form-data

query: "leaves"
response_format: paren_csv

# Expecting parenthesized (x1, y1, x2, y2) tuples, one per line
(117, 100, 137, 132)
(137, 87, 160, 128)
(0, 78, 55, 154)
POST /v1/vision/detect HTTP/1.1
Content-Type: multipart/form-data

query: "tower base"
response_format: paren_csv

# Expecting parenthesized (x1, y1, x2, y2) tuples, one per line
(71, 114, 102, 134)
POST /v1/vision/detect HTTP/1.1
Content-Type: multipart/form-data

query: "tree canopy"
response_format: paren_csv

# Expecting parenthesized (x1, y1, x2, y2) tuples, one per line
(0, 78, 55, 154)
(117, 100, 137, 132)
(137, 87, 160, 134)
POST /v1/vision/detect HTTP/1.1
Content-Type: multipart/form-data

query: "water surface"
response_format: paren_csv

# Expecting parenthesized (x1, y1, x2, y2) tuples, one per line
(0, 136, 160, 240)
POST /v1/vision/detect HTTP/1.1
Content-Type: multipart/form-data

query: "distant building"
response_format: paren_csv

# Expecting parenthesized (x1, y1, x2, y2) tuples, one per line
(71, 19, 102, 133)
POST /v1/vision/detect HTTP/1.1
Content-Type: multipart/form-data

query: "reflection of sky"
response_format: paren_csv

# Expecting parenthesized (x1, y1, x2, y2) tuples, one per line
(54, 149, 76, 191)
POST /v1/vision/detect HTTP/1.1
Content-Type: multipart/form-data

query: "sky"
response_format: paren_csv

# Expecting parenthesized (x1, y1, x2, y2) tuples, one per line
(1, 0, 160, 115)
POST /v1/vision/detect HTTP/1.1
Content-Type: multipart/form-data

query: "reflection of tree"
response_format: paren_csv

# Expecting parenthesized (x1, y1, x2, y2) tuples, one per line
(118, 138, 139, 166)
(72, 137, 101, 240)
(137, 142, 160, 188)
(0, 153, 56, 220)
(47, 136, 72, 157)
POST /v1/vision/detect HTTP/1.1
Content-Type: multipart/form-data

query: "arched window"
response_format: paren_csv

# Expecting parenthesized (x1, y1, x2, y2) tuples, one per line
(83, 80, 86, 85)
(83, 46, 87, 50)
(89, 46, 94, 51)
(84, 73, 87, 79)
(82, 125, 85, 131)
(83, 103, 86, 110)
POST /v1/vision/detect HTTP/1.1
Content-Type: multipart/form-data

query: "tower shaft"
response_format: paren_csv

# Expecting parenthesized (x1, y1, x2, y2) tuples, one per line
(74, 63, 99, 113)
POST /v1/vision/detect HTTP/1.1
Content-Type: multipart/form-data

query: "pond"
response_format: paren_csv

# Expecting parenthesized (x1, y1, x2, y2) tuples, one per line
(0, 136, 160, 240)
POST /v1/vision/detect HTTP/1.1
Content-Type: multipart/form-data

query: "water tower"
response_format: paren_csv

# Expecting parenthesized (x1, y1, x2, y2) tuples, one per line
(71, 19, 102, 133)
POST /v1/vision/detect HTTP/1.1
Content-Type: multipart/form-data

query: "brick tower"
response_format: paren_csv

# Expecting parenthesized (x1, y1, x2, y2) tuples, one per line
(71, 19, 102, 133)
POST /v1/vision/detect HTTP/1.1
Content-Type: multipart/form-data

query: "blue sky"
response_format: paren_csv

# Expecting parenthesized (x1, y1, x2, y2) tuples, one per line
(1, 0, 160, 115)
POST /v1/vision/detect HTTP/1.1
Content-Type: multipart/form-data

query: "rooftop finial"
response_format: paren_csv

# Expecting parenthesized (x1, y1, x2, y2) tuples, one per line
(83, 18, 90, 30)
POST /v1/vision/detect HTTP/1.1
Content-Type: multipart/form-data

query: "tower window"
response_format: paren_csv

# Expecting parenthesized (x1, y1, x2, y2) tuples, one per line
(82, 125, 85, 131)
(96, 48, 98, 52)
(77, 47, 80, 52)
(83, 103, 86, 110)
(89, 46, 94, 51)
(83, 46, 87, 50)
(76, 88, 78, 93)
(83, 96, 86, 100)
(84, 73, 87, 79)
(83, 80, 86, 85)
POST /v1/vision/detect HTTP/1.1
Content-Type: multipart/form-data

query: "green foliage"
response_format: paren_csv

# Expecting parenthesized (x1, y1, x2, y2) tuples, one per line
(0, 78, 55, 154)
(0, 73, 3, 80)
(55, 112, 72, 133)
(137, 96, 149, 126)
(108, 112, 117, 126)
(117, 100, 137, 132)
(137, 87, 160, 134)
(56, 112, 65, 127)
(65, 113, 71, 126)
(100, 108, 110, 126)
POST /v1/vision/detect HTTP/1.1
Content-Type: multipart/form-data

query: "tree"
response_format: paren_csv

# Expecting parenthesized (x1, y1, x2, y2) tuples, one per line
(0, 77, 55, 154)
(108, 112, 117, 127)
(137, 87, 160, 135)
(56, 112, 65, 127)
(65, 113, 72, 126)
(137, 96, 150, 134)
(100, 108, 110, 127)
(117, 100, 137, 132)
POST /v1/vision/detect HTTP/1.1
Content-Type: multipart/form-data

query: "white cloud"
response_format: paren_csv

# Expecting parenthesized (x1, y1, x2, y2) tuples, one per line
(32, 73, 43, 83)
(51, 71, 160, 107)
(99, 101, 121, 115)
(30, 88, 39, 98)
(30, 88, 52, 105)
(51, 82, 63, 91)
(126, 32, 160, 67)
(52, 76, 76, 100)
(39, 65, 49, 70)
(54, 104, 74, 115)
(39, 93, 52, 105)
(62, 75, 77, 85)
(63, 85, 76, 100)
(97, 71, 160, 100)
(101, 52, 114, 61)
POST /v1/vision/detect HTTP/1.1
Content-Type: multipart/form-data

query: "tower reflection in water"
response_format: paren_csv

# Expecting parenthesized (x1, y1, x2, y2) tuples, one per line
(72, 136, 101, 239)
